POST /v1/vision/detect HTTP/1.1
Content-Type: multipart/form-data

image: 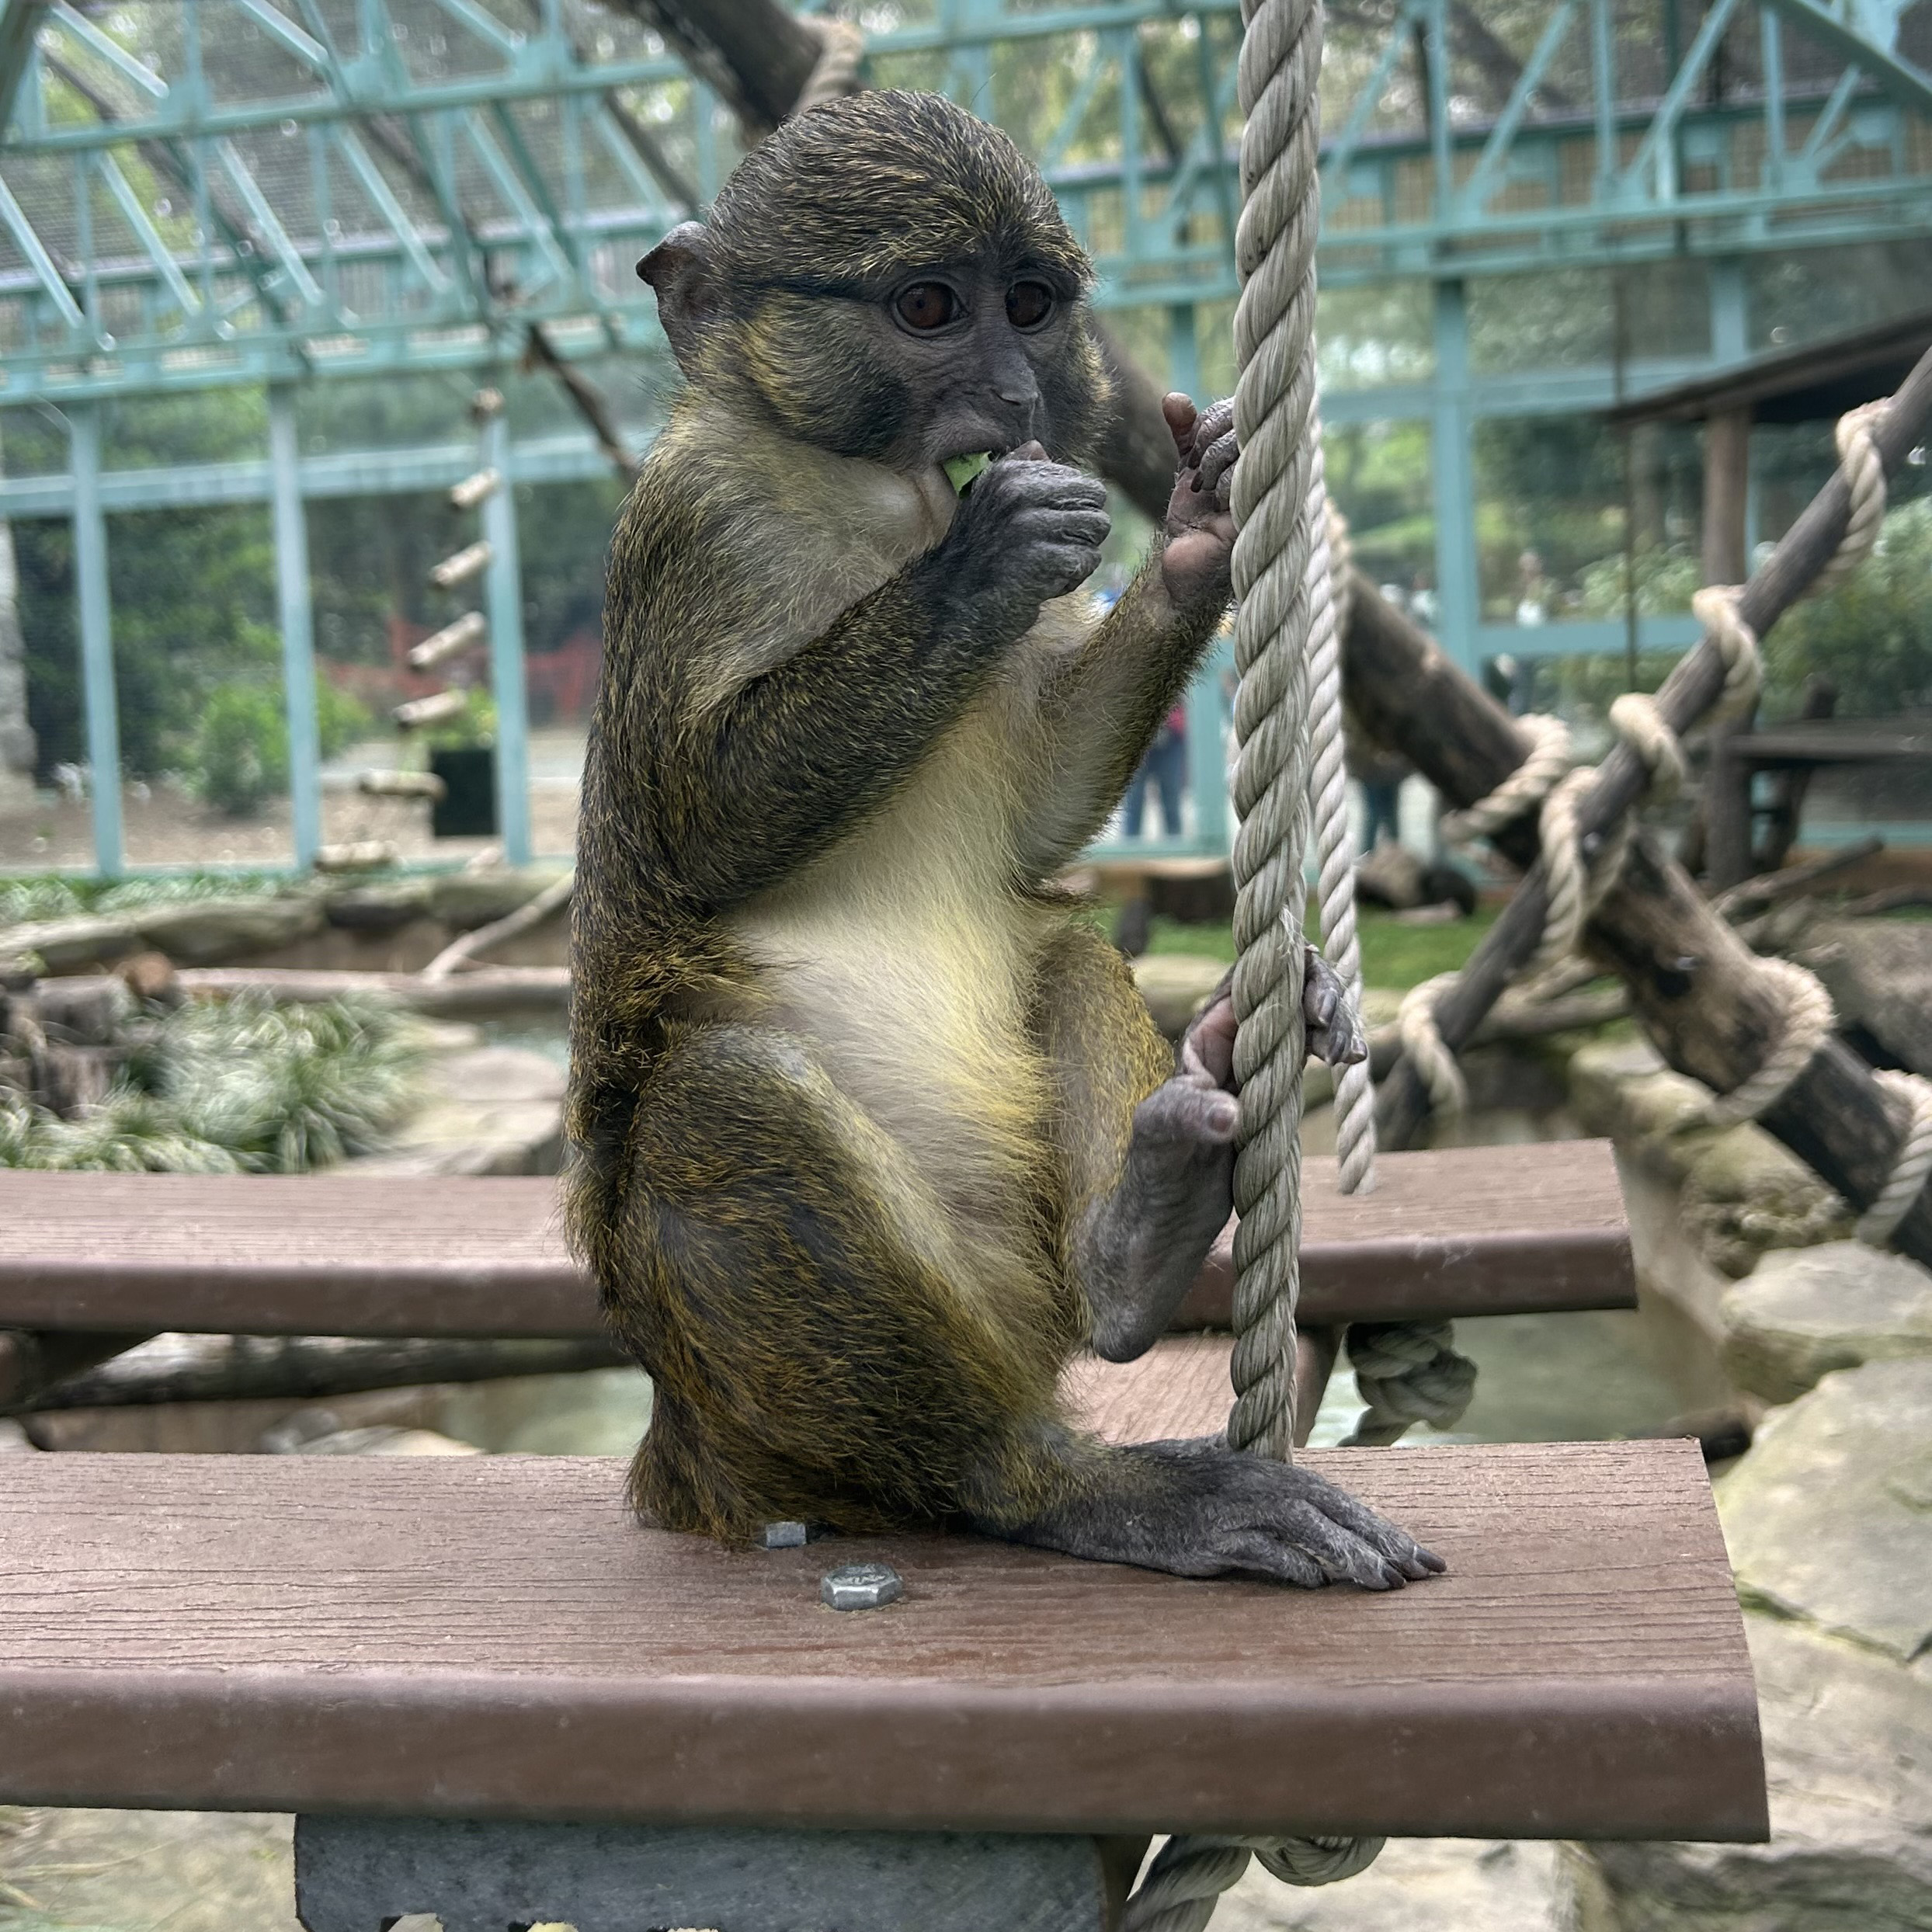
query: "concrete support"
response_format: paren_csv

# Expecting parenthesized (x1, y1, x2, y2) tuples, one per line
(269, 387, 322, 870)
(68, 403, 121, 874)
(1429, 277, 1480, 671)
(293, 1815, 1136, 1932)
(480, 405, 533, 866)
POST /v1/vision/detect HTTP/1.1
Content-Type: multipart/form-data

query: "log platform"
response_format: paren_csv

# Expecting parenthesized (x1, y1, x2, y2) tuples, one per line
(0, 1140, 1635, 1340)
(0, 1443, 1765, 1843)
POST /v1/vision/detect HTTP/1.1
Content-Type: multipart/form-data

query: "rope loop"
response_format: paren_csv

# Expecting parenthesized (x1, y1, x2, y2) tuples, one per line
(1439, 713, 1571, 849)
(1812, 400, 1889, 598)
(1857, 1068, 1932, 1248)
(1396, 972, 1467, 1118)
(1341, 1321, 1478, 1447)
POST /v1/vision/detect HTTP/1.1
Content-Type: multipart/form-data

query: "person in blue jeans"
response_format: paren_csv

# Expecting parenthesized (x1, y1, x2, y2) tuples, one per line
(1124, 704, 1187, 838)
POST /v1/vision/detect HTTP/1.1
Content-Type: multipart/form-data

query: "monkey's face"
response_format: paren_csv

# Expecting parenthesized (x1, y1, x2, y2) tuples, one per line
(733, 259, 1104, 472)
(639, 92, 1111, 476)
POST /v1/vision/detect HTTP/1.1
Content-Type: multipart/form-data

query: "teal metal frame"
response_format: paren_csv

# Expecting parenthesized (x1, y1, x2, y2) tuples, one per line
(2, 0, 1930, 873)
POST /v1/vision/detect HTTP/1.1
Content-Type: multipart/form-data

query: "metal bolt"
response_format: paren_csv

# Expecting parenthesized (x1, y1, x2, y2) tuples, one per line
(821, 1562, 903, 1611)
(757, 1520, 809, 1549)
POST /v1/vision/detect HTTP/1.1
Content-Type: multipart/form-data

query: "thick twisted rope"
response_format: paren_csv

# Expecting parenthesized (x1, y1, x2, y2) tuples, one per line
(1125, 0, 1385, 1918)
(1305, 440, 1376, 1196)
(1222, 0, 1325, 1467)
(1439, 712, 1571, 849)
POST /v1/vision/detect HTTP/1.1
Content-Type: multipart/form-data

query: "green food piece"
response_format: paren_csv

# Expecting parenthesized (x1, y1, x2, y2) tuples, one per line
(944, 451, 993, 495)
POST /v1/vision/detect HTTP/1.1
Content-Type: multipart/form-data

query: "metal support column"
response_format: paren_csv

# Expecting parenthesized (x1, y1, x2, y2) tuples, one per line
(1167, 304, 1201, 405)
(269, 386, 322, 869)
(481, 406, 533, 865)
(1710, 257, 1748, 364)
(68, 404, 121, 874)
(1429, 278, 1480, 670)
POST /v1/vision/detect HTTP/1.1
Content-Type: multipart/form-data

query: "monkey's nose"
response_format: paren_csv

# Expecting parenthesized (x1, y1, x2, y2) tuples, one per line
(994, 385, 1039, 440)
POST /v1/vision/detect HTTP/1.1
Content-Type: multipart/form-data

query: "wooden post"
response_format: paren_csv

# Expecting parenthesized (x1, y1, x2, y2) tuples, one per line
(1701, 405, 1755, 891)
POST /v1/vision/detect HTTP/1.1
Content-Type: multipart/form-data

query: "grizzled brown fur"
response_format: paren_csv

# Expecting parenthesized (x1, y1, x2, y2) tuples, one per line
(565, 94, 1440, 1593)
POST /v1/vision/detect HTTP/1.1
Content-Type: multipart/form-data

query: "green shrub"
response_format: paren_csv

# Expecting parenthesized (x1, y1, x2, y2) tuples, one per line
(1766, 498, 1932, 718)
(317, 680, 374, 758)
(185, 683, 289, 815)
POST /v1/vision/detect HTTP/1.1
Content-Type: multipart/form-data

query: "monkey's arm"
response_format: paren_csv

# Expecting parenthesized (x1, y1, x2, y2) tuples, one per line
(1015, 397, 1236, 874)
(607, 453, 1110, 910)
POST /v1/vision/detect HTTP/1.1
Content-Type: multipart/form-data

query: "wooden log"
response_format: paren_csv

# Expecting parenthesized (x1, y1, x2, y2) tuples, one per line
(408, 611, 487, 672)
(175, 965, 571, 1016)
(421, 871, 573, 981)
(17, 1333, 627, 1413)
(1340, 346, 1932, 1267)
(1712, 834, 1883, 921)
(1754, 675, 1838, 872)
(0, 1329, 151, 1411)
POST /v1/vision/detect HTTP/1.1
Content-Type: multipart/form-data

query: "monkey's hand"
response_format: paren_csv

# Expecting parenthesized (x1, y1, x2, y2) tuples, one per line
(921, 443, 1110, 648)
(1159, 394, 1238, 609)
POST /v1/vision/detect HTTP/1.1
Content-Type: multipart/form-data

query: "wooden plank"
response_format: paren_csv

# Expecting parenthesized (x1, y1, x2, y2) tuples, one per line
(1062, 1333, 1337, 1450)
(0, 1141, 1634, 1339)
(0, 1446, 1763, 1843)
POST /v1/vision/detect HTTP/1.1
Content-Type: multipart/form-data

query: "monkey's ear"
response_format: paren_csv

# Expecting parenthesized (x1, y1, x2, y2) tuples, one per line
(638, 222, 714, 375)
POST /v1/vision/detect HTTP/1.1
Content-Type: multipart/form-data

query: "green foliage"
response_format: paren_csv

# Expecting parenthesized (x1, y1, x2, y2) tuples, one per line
(1575, 547, 1704, 619)
(0, 994, 420, 1173)
(183, 683, 289, 815)
(1764, 499, 1932, 718)
(0, 871, 291, 926)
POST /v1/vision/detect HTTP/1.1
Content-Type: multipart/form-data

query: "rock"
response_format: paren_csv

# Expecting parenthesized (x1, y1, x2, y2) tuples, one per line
(1579, 1357, 1932, 1930)
(1718, 1359, 1932, 1665)
(1131, 952, 1225, 1037)
(0, 912, 140, 975)
(1722, 1243, 1932, 1403)
(1797, 919, 1932, 1079)
(287, 1425, 482, 1456)
(346, 1044, 564, 1176)
(133, 895, 325, 967)
(322, 877, 435, 933)
(1679, 1126, 1850, 1278)
(1568, 1037, 1847, 1274)
(426, 867, 570, 932)
(1581, 1612, 1932, 1930)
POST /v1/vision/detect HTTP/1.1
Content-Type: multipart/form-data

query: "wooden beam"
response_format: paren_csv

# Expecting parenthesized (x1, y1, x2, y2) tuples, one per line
(0, 1144, 1635, 1340)
(0, 1447, 1767, 1841)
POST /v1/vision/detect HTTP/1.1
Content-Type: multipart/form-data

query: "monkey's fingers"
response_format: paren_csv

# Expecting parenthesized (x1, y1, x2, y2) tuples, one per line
(1186, 397, 1235, 464)
(1193, 426, 1239, 501)
(1162, 392, 1200, 453)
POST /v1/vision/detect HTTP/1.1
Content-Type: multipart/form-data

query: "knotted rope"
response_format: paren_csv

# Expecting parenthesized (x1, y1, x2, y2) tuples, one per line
(1305, 440, 1376, 1197)
(1124, 0, 1387, 1916)
(1857, 1069, 1932, 1249)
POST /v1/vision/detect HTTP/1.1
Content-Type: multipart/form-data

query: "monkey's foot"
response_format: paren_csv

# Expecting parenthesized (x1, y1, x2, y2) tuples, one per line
(1302, 946, 1368, 1067)
(1079, 1076, 1237, 1363)
(1178, 948, 1366, 1087)
(989, 1437, 1445, 1591)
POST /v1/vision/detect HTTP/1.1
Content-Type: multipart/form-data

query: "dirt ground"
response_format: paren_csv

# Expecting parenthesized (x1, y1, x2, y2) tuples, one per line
(0, 728, 588, 871)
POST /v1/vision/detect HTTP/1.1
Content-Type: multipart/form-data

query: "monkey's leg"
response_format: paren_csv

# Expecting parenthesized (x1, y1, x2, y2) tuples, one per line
(1035, 924, 1239, 1364)
(606, 1023, 1069, 1543)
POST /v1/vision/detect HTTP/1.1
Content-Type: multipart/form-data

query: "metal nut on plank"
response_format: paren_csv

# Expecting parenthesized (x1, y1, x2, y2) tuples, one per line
(821, 1562, 903, 1611)
(758, 1520, 809, 1548)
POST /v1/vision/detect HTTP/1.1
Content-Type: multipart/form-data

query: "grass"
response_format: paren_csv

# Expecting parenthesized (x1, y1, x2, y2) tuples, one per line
(1142, 906, 1500, 993)
(0, 992, 421, 1173)
(0, 870, 295, 927)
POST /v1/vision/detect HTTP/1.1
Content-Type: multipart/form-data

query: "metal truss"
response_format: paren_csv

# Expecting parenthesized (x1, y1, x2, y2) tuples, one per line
(0, 0, 1929, 404)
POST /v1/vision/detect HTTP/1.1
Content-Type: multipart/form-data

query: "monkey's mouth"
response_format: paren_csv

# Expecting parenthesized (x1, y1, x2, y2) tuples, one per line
(943, 450, 994, 496)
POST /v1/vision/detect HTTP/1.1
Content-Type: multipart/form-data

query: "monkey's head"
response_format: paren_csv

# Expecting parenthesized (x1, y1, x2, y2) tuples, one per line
(639, 91, 1110, 474)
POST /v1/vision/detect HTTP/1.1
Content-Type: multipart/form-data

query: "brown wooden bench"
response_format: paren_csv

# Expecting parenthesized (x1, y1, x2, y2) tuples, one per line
(0, 1444, 1763, 1843)
(0, 1140, 1633, 1338)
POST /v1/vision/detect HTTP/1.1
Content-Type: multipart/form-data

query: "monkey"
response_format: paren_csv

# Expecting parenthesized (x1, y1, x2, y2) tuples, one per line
(566, 89, 1441, 1592)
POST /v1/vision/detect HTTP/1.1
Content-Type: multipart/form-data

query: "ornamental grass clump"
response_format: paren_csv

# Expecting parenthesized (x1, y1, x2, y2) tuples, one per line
(0, 992, 419, 1173)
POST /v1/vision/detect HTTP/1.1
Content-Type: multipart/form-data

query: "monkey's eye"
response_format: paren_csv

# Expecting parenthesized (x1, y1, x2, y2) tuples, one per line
(1006, 280, 1055, 330)
(895, 283, 960, 332)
